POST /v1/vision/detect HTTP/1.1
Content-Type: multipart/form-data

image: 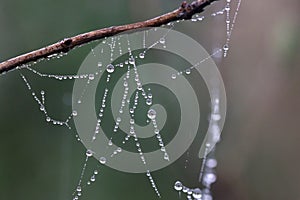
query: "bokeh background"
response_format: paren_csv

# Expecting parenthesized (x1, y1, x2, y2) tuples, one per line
(0, 0, 300, 200)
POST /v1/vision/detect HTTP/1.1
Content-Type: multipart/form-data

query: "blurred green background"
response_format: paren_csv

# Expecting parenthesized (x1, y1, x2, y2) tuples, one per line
(1, 0, 300, 200)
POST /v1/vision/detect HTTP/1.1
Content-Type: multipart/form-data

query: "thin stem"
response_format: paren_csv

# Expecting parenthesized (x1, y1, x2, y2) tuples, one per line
(0, 0, 218, 74)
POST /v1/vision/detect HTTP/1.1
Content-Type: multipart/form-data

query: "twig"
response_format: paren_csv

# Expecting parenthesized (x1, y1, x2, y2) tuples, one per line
(0, 0, 218, 74)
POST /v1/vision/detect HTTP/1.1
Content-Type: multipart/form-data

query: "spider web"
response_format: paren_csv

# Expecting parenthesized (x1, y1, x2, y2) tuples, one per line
(0, 0, 241, 200)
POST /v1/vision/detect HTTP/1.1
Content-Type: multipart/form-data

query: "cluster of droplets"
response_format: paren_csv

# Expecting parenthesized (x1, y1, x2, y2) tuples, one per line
(148, 109, 169, 161)
(92, 88, 109, 141)
(72, 169, 100, 200)
(20, 73, 73, 129)
(171, 0, 243, 197)
(146, 170, 161, 198)
(171, 0, 242, 81)
(71, 30, 179, 198)
(174, 180, 213, 200)
(171, 49, 222, 80)
(25, 65, 97, 81)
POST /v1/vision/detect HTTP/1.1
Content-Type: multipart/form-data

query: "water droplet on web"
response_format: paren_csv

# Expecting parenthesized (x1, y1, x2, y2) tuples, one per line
(72, 110, 78, 117)
(146, 98, 152, 105)
(223, 44, 229, 51)
(147, 109, 156, 119)
(106, 64, 115, 73)
(99, 157, 107, 164)
(116, 117, 121, 122)
(40, 105, 45, 111)
(164, 153, 169, 161)
(182, 186, 189, 193)
(171, 74, 177, 79)
(192, 188, 202, 199)
(206, 158, 217, 168)
(202, 189, 213, 200)
(212, 110, 221, 120)
(174, 181, 183, 191)
(90, 175, 96, 182)
(86, 149, 93, 157)
(203, 171, 217, 187)
(185, 69, 191, 75)
(139, 53, 145, 59)
(89, 74, 95, 80)
(225, 5, 231, 11)
(159, 38, 165, 44)
(76, 186, 82, 192)
(129, 57, 135, 65)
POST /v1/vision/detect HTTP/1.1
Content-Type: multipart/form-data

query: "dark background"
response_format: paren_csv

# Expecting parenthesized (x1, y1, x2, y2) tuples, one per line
(0, 0, 300, 200)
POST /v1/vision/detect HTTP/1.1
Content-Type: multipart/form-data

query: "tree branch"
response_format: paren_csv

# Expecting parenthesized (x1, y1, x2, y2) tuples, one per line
(0, 0, 218, 74)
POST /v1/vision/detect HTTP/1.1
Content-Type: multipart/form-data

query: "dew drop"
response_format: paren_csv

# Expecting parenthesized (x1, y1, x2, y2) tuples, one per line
(129, 108, 134, 114)
(116, 117, 121, 122)
(90, 175, 96, 182)
(182, 186, 189, 193)
(223, 44, 229, 51)
(146, 98, 152, 105)
(99, 157, 107, 164)
(202, 189, 213, 200)
(139, 53, 145, 59)
(192, 188, 202, 199)
(159, 38, 165, 44)
(164, 153, 169, 160)
(174, 181, 183, 192)
(72, 110, 78, 116)
(40, 106, 45, 111)
(86, 149, 93, 157)
(76, 186, 82, 192)
(225, 5, 230, 11)
(203, 171, 217, 186)
(89, 74, 95, 80)
(171, 74, 177, 79)
(212, 113, 221, 121)
(147, 109, 157, 119)
(129, 57, 135, 64)
(206, 158, 218, 168)
(130, 118, 135, 124)
(46, 117, 51, 122)
(106, 64, 115, 73)
(185, 69, 191, 75)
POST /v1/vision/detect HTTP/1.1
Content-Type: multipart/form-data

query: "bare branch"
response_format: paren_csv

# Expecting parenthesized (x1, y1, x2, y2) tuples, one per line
(0, 0, 219, 74)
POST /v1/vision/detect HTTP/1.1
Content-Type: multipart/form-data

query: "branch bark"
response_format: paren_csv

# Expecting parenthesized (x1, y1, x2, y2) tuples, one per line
(0, 0, 218, 74)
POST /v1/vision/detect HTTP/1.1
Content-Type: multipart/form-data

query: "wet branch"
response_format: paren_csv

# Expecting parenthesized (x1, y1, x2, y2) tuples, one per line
(0, 0, 219, 74)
